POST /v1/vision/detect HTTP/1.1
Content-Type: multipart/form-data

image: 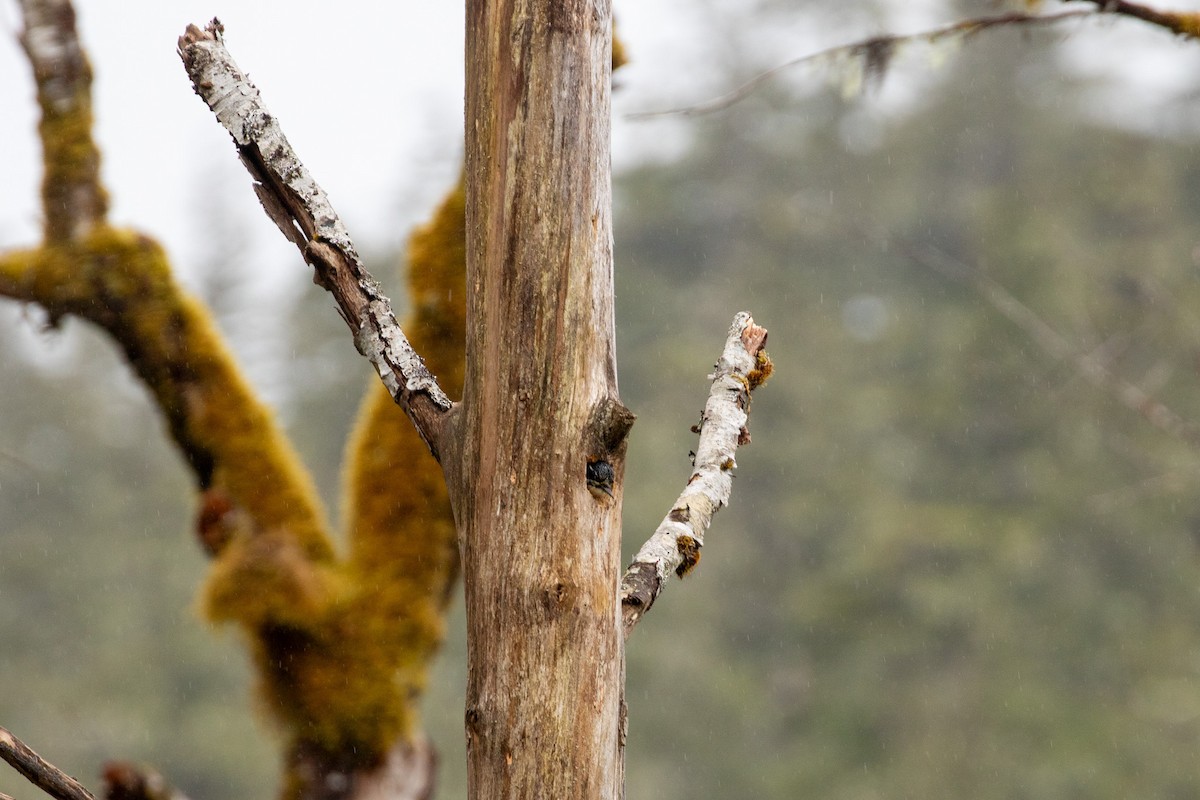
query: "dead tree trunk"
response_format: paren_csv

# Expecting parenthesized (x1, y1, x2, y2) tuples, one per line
(448, 0, 626, 796)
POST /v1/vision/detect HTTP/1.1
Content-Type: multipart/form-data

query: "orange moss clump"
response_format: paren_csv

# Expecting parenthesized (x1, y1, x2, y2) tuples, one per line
(675, 535, 702, 578)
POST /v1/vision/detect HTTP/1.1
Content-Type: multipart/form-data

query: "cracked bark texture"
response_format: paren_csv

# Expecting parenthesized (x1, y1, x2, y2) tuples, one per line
(446, 0, 625, 797)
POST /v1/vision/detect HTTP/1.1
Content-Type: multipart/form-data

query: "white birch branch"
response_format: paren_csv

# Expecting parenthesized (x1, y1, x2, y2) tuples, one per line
(176, 20, 453, 457)
(621, 312, 771, 635)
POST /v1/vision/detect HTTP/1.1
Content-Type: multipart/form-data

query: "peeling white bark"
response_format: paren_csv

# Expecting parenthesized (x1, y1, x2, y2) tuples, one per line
(177, 20, 452, 456)
(621, 312, 770, 635)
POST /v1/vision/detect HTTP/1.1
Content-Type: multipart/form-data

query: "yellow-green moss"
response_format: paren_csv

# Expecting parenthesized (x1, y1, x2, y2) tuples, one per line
(16, 190, 470, 768)
(404, 176, 468, 391)
(36, 228, 336, 566)
(1, 222, 341, 652)
(320, 176, 467, 762)
(675, 535, 702, 578)
(0, 248, 43, 296)
(204, 531, 343, 630)
(37, 87, 108, 242)
(747, 349, 774, 391)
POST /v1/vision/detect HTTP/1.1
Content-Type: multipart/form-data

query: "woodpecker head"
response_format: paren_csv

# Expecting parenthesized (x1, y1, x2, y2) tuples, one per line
(586, 459, 615, 500)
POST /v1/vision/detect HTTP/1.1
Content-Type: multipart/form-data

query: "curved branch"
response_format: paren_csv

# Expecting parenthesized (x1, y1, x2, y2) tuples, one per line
(177, 20, 453, 459)
(4, 6, 452, 798)
(895, 236, 1200, 450)
(621, 312, 772, 635)
(0, 232, 337, 566)
(627, 10, 1091, 118)
(0, 727, 94, 800)
(1076, 0, 1200, 38)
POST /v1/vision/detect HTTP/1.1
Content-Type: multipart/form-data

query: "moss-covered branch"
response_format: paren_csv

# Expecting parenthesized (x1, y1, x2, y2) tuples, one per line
(3, 4, 466, 799)
(0, 230, 334, 565)
(340, 178, 466, 726)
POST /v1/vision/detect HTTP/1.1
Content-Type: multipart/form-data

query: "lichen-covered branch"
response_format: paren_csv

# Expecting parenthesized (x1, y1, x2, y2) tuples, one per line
(621, 313, 771, 635)
(0, 229, 337, 565)
(0, 726, 94, 800)
(177, 20, 452, 459)
(634, 2, 1200, 119)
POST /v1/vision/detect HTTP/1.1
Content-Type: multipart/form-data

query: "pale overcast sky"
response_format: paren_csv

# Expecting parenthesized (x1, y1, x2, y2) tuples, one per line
(0, 1, 718, 285)
(4, 1, 1200, 290)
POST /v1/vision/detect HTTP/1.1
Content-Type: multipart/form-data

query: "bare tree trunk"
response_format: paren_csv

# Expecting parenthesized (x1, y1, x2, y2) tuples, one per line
(449, 0, 625, 796)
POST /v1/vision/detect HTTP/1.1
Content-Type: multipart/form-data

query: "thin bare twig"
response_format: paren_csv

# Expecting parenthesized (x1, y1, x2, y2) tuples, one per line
(621, 312, 771, 635)
(896, 238, 1200, 450)
(1075, 0, 1200, 39)
(177, 20, 453, 458)
(628, 10, 1092, 118)
(0, 727, 95, 800)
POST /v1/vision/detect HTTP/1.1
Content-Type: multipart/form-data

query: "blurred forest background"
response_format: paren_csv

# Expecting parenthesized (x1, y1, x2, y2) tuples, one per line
(8, 0, 1200, 798)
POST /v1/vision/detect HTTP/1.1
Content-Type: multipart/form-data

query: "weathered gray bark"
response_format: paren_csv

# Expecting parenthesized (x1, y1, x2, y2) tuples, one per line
(446, 0, 626, 797)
